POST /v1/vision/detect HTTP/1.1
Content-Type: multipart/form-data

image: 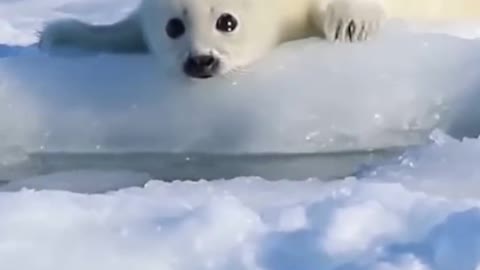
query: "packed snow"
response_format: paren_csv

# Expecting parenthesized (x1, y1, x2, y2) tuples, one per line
(1, 0, 480, 269)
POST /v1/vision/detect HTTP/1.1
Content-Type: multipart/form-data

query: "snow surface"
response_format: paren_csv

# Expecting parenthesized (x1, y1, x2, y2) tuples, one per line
(1, 0, 480, 269)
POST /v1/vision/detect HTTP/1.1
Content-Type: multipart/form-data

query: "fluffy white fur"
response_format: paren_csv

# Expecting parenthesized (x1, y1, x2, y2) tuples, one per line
(39, 0, 480, 77)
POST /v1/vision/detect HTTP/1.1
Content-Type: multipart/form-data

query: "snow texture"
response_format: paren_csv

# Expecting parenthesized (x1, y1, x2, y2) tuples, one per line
(1, 0, 480, 269)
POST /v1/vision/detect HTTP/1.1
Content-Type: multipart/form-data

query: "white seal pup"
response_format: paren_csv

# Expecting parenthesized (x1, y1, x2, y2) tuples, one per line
(39, 0, 480, 79)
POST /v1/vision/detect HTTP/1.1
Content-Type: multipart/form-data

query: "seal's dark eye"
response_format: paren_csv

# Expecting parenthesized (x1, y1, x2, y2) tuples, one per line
(216, 13, 238, 33)
(166, 18, 185, 39)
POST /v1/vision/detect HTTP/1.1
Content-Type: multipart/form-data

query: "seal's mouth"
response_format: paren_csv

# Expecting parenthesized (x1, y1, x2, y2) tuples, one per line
(183, 54, 220, 79)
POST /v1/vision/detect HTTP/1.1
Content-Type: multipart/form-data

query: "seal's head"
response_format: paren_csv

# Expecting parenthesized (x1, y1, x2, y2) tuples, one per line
(140, 0, 279, 79)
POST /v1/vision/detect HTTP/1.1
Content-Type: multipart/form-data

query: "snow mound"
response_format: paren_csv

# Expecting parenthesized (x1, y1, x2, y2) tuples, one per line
(1, 141, 480, 270)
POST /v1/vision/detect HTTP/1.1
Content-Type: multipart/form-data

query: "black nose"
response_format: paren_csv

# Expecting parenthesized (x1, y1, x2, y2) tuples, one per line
(183, 54, 220, 79)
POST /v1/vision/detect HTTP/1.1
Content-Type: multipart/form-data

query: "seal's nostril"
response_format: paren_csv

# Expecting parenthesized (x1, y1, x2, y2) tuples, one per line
(183, 54, 220, 79)
(191, 55, 215, 67)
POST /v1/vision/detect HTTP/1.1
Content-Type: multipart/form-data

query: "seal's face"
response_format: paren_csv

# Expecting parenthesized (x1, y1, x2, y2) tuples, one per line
(141, 0, 277, 79)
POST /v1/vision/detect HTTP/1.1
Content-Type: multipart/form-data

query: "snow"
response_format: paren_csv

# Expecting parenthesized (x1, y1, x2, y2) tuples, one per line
(2, 164, 480, 270)
(1, 0, 480, 269)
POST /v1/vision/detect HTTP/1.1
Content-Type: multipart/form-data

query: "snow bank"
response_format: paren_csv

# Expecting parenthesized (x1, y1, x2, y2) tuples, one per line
(1, 141, 480, 270)
(1, 131, 480, 270)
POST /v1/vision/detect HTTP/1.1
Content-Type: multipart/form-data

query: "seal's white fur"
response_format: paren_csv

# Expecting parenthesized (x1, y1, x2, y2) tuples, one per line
(39, 0, 480, 76)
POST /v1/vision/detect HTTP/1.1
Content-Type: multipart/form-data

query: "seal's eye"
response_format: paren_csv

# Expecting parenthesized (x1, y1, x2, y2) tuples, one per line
(166, 18, 185, 39)
(216, 13, 238, 33)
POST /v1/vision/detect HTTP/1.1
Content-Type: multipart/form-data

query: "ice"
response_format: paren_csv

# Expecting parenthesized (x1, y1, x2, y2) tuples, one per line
(0, 170, 151, 193)
(1, 0, 480, 269)
(364, 130, 480, 199)
(1, 30, 480, 155)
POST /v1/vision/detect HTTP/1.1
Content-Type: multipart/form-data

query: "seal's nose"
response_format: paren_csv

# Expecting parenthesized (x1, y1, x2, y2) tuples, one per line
(183, 54, 220, 79)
